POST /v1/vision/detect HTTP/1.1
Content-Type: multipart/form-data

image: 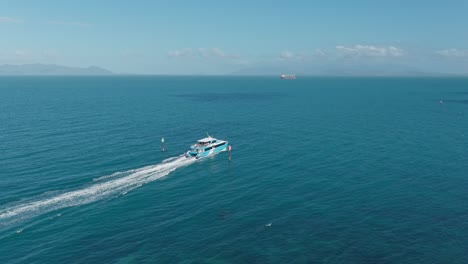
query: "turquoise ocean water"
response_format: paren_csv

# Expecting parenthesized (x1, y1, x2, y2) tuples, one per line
(0, 76, 467, 263)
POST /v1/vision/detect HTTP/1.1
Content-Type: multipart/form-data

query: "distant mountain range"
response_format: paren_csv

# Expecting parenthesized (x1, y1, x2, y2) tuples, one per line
(0, 64, 113, 75)
(1, 63, 465, 76)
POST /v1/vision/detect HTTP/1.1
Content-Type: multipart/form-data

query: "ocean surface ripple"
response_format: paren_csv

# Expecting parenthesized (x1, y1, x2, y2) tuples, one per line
(0, 76, 467, 264)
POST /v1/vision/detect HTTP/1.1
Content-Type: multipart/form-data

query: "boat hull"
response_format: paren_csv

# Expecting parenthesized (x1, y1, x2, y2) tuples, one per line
(185, 142, 229, 159)
(196, 143, 228, 159)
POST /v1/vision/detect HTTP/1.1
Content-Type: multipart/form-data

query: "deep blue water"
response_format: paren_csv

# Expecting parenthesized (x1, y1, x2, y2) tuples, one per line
(1, 76, 467, 263)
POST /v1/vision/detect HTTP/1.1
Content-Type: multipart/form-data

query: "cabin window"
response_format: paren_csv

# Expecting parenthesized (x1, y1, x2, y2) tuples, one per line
(213, 142, 226, 148)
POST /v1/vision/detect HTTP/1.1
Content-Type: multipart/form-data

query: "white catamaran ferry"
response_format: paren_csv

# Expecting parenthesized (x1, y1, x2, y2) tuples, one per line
(185, 135, 229, 159)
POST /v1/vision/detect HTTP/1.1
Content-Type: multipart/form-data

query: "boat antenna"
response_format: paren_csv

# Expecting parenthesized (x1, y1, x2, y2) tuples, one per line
(206, 132, 211, 138)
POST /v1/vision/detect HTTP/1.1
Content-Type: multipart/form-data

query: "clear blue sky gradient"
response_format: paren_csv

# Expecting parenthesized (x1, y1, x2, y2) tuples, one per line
(1, 0, 468, 74)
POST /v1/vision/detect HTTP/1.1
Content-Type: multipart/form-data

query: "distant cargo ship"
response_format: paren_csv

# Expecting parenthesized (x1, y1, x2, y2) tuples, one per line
(280, 74, 296, 79)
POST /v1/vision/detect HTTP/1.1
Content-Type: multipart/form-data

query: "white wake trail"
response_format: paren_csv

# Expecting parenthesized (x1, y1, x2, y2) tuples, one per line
(0, 155, 195, 225)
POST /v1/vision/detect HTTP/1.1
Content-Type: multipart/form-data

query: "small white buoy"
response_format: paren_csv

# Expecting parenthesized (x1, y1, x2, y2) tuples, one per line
(265, 223, 272, 227)
(161, 137, 165, 152)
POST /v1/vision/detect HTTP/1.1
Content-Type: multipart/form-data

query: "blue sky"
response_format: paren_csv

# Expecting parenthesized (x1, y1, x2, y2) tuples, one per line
(1, 0, 468, 75)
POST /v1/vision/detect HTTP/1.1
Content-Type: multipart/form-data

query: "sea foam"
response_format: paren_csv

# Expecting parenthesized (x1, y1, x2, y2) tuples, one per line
(0, 155, 195, 225)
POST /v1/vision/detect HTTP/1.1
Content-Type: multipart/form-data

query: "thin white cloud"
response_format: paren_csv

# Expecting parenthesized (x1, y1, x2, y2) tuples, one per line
(197, 48, 210, 57)
(209, 48, 225, 57)
(47, 20, 93, 27)
(0, 16, 23, 23)
(436, 48, 468, 58)
(280, 51, 295, 59)
(169, 48, 239, 59)
(168, 48, 193, 57)
(14, 50, 31, 57)
(314, 49, 326, 56)
(232, 59, 250, 66)
(198, 48, 238, 58)
(0, 49, 61, 64)
(119, 50, 142, 58)
(42, 50, 60, 59)
(336, 45, 403, 57)
(278, 50, 310, 61)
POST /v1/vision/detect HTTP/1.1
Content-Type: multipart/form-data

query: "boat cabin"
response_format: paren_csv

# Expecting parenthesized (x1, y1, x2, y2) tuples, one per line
(197, 137, 217, 146)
